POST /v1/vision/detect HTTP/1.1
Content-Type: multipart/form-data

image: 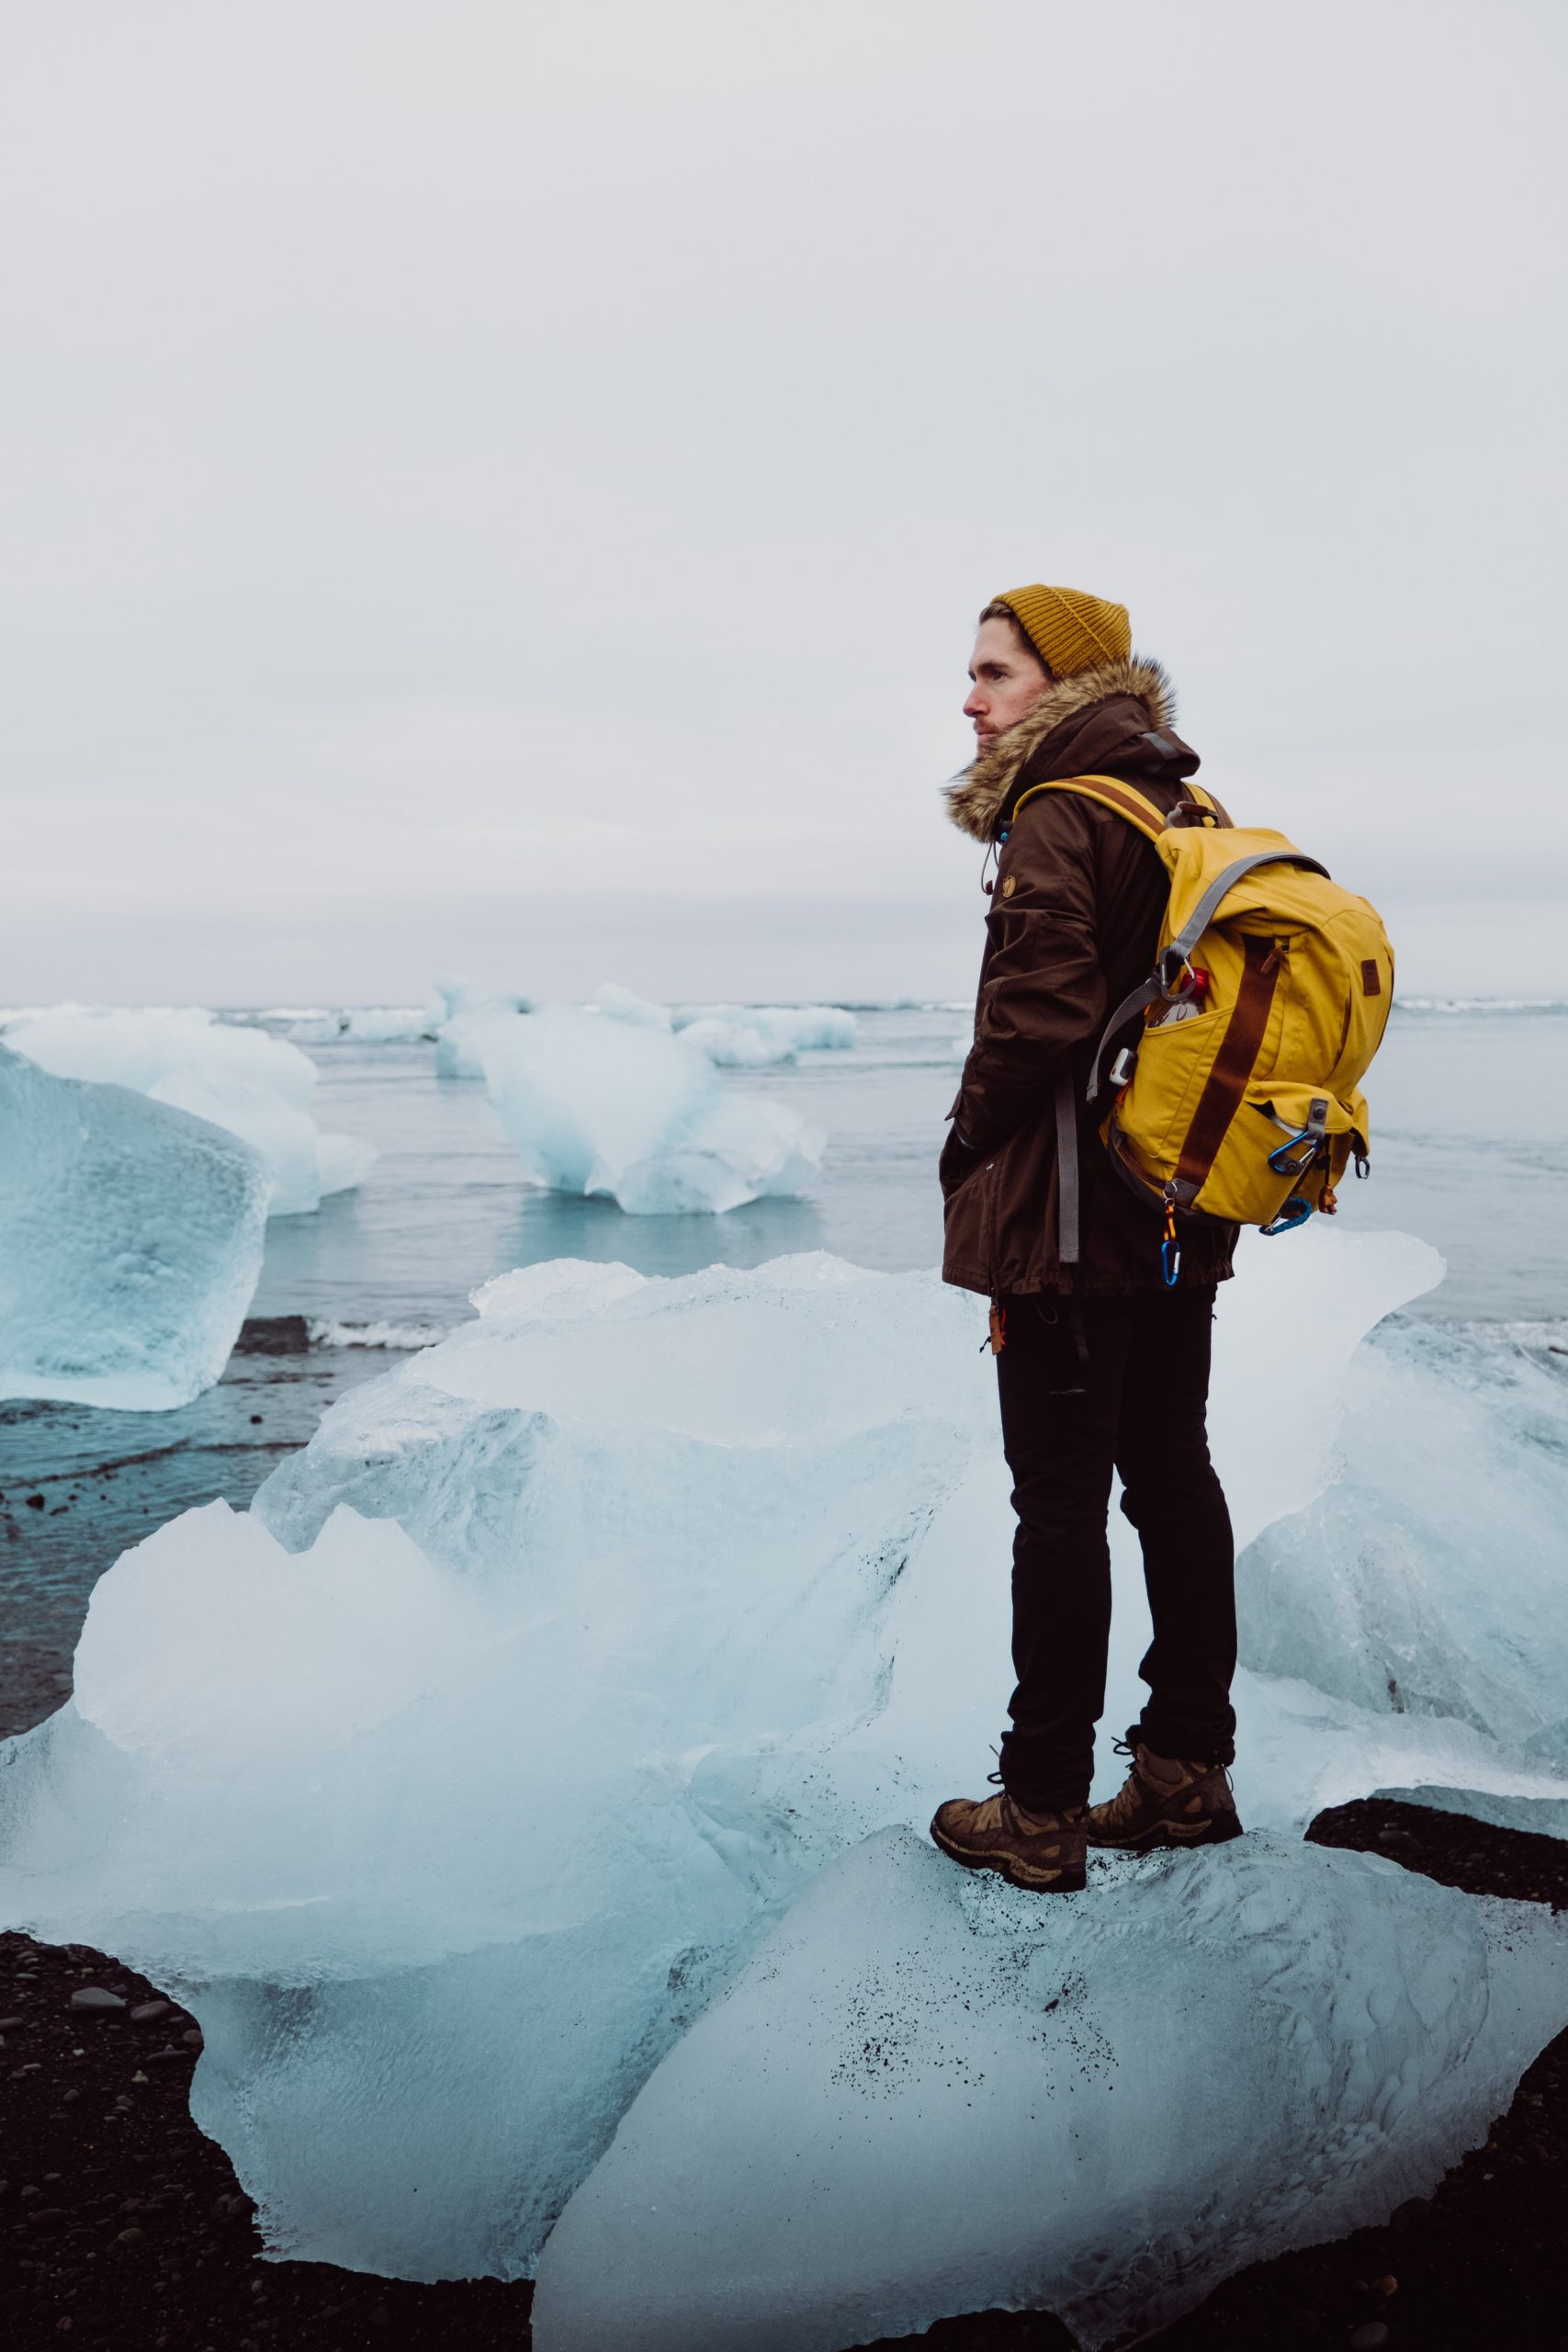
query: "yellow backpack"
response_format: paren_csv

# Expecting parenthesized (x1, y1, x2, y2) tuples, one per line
(1017, 775, 1394, 1284)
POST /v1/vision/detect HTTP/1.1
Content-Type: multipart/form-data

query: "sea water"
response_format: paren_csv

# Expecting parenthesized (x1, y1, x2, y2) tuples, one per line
(253, 1001, 1568, 1329)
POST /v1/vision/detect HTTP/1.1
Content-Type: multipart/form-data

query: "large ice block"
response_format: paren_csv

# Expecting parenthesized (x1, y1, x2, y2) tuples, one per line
(4, 1006, 375, 1216)
(480, 1004, 823, 1211)
(1238, 1313, 1568, 1767)
(0, 1046, 268, 1408)
(530, 1828, 1568, 2352)
(14, 1227, 1560, 2308)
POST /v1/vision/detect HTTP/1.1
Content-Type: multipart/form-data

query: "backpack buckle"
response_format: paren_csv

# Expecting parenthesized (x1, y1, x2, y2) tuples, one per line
(1156, 946, 1196, 998)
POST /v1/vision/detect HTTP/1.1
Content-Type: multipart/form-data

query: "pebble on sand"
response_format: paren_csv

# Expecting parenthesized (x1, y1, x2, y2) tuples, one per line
(68, 1986, 127, 2015)
(1348, 2324, 1390, 2350)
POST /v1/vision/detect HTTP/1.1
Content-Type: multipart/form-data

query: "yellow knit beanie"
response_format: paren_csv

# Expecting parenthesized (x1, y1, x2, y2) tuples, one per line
(992, 582, 1131, 679)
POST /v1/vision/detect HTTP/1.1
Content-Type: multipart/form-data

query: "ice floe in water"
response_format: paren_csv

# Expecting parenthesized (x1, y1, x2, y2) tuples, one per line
(671, 1001, 858, 1064)
(2, 1006, 375, 1216)
(0, 1046, 268, 1408)
(481, 1003, 823, 1211)
(530, 1828, 1568, 2352)
(4, 1227, 1568, 2319)
(593, 985, 857, 1063)
(283, 1006, 434, 1045)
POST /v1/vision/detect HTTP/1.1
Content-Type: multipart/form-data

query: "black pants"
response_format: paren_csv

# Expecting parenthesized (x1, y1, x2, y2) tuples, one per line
(994, 1285, 1236, 1813)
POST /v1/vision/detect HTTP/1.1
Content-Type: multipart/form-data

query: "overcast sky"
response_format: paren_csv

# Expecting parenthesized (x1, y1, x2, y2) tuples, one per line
(4, 0, 1564, 1007)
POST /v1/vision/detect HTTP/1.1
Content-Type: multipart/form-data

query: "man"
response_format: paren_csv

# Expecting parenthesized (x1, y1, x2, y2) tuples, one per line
(929, 582, 1242, 1895)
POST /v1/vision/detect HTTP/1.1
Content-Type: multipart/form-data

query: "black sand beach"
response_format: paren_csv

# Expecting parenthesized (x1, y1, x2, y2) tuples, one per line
(4, 1338, 1565, 2352)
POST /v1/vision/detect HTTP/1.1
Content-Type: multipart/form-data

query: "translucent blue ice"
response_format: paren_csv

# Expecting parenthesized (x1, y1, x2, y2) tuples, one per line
(3, 1228, 1565, 2328)
(0, 1045, 268, 1408)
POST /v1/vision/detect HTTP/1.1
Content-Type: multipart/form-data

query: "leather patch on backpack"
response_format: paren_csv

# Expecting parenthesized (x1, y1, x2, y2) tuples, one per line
(1361, 959, 1382, 996)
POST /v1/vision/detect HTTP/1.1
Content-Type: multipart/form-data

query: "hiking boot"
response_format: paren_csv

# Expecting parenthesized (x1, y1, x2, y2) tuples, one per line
(930, 1786, 1087, 1894)
(1086, 1743, 1242, 1853)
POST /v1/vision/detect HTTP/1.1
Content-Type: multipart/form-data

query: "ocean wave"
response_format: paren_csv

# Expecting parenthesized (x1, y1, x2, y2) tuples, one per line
(1394, 997, 1568, 1015)
(306, 1317, 448, 1350)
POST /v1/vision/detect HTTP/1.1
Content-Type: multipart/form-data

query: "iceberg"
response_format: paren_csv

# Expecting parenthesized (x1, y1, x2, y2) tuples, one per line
(3, 1007, 375, 1217)
(597, 985, 856, 1066)
(529, 1829, 1568, 2352)
(672, 1001, 858, 1064)
(0, 1045, 268, 1408)
(480, 1004, 824, 1212)
(284, 1007, 434, 1045)
(428, 976, 534, 1078)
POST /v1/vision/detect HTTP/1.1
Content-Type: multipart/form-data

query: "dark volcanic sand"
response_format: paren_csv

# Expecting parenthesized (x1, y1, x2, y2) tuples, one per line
(3, 1803, 1563, 2352)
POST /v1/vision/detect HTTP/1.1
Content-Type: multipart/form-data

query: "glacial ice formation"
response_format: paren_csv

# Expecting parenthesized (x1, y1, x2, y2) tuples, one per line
(480, 1004, 824, 1211)
(3, 1007, 376, 1216)
(10, 1222, 1568, 2324)
(594, 981, 673, 1028)
(0, 1045, 268, 1408)
(595, 984, 857, 1064)
(530, 1829, 1568, 2352)
(671, 1001, 858, 1064)
(285, 1007, 434, 1045)
(429, 977, 533, 1077)
(1238, 1314, 1568, 1767)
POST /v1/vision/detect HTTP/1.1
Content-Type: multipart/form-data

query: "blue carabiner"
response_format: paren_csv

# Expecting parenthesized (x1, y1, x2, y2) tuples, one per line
(1261, 1194, 1314, 1238)
(1267, 1126, 1318, 1178)
(1161, 1235, 1181, 1286)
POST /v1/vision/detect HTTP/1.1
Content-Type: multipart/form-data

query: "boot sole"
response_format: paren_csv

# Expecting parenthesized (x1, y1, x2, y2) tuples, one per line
(1086, 1812, 1245, 1855)
(929, 1816, 1086, 1894)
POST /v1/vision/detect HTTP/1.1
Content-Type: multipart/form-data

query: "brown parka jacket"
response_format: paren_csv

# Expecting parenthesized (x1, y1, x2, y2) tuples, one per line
(941, 655, 1238, 1298)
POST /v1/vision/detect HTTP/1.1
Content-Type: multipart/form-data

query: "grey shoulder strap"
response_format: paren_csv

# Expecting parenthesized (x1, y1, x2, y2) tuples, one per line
(1158, 849, 1329, 984)
(1085, 850, 1330, 1103)
(1055, 1069, 1080, 1272)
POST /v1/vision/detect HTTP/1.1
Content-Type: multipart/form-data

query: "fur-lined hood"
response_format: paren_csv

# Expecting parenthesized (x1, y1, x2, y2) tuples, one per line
(944, 654, 1179, 843)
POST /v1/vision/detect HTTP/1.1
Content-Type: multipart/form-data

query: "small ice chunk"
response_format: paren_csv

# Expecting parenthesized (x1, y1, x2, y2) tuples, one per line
(0, 1046, 267, 1408)
(531, 1829, 1568, 2352)
(4, 1006, 374, 1217)
(481, 1006, 823, 1213)
(343, 1007, 431, 1043)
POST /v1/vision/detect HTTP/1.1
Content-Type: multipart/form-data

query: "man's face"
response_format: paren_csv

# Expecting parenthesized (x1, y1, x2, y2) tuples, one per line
(964, 616, 1049, 755)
